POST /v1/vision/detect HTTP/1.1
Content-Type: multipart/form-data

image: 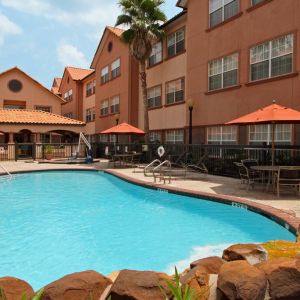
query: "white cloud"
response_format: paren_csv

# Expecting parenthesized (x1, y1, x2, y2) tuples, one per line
(57, 42, 88, 68)
(0, 0, 120, 27)
(0, 12, 22, 46)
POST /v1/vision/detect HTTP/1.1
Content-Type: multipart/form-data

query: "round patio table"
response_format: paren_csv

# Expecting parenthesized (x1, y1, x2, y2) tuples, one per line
(251, 165, 280, 191)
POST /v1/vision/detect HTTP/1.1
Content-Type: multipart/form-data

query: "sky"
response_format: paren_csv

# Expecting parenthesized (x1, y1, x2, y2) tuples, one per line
(0, 0, 181, 88)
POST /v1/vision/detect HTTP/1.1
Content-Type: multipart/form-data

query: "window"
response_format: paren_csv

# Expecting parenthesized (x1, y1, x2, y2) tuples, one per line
(166, 78, 185, 105)
(249, 124, 292, 145)
(3, 100, 26, 110)
(209, 53, 238, 91)
(110, 95, 120, 114)
(207, 126, 237, 144)
(147, 86, 161, 108)
(64, 112, 73, 119)
(167, 29, 185, 58)
(209, 0, 239, 28)
(149, 42, 162, 66)
(86, 108, 95, 122)
(64, 89, 73, 102)
(166, 130, 184, 144)
(101, 66, 109, 84)
(100, 100, 109, 116)
(250, 34, 293, 81)
(100, 135, 108, 143)
(86, 80, 96, 96)
(251, 0, 264, 6)
(35, 106, 52, 113)
(149, 131, 162, 143)
(41, 134, 50, 143)
(111, 59, 121, 79)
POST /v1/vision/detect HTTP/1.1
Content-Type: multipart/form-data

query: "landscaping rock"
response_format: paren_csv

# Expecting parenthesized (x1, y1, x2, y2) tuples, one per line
(180, 267, 210, 299)
(0, 277, 34, 300)
(217, 260, 267, 300)
(108, 269, 173, 300)
(261, 240, 300, 259)
(257, 257, 300, 300)
(222, 243, 268, 264)
(190, 256, 225, 273)
(41, 270, 112, 300)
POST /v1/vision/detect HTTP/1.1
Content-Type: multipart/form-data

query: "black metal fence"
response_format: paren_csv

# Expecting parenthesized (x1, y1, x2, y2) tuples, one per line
(95, 143, 300, 178)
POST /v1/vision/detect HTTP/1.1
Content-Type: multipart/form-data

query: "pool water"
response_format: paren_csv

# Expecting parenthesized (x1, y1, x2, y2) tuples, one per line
(0, 171, 294, 289)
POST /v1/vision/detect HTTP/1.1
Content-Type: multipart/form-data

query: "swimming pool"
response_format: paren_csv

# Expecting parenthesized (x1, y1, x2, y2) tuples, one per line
(0, 171, 294, 289)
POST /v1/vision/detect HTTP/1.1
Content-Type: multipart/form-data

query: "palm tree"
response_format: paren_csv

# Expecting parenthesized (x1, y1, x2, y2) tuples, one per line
(116, 0, 167, 142)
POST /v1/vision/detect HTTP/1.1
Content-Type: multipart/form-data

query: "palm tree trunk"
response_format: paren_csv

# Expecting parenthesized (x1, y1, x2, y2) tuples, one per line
(140, 60, 149, 143)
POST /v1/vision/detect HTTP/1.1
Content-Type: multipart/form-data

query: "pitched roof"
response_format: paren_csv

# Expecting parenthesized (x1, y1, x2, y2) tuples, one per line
(0, 109, 85, 126)
(176, 0, 188, 8)
(107, 26, 124, 37)
(90, 26, 125, 69)
(53, 78, 62, 87)
(66, 67, 94, 81)
(0, 67, 65, 103)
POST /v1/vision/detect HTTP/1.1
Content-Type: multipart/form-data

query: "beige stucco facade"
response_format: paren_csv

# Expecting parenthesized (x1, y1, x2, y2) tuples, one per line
(0, 67, 63, 115)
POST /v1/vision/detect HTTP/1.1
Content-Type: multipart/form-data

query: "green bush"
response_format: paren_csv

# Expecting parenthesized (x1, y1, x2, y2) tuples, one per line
(0, 288, 43, 300)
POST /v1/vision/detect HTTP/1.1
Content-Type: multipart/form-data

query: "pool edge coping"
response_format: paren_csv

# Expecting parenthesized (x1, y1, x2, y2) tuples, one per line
(105, 169, 300, 237)
(1, 167, 299, 236)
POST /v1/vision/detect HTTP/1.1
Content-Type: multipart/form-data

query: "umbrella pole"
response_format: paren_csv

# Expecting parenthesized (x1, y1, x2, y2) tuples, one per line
(271, 122, 275, 166)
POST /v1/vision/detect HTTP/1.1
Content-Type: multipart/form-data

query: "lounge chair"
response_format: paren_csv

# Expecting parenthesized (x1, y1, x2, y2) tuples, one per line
(186, 153, 208, 175)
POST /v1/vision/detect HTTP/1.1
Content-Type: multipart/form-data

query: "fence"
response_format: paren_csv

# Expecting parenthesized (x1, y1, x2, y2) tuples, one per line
(96, 143, 300, 178)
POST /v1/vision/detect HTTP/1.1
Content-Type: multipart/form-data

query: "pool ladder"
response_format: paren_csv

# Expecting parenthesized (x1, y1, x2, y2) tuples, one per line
(0, 164, 13, 179)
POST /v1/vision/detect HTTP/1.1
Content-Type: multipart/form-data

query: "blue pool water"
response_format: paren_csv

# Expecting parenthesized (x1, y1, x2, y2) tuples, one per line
(0, 171, 294, 289)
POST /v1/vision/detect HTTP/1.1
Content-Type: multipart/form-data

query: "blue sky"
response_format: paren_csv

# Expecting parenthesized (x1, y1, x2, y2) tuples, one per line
(0, 0, 181, 88)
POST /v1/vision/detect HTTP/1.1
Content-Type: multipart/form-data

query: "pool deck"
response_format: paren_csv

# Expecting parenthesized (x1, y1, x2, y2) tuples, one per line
(1, 161, 299, 233)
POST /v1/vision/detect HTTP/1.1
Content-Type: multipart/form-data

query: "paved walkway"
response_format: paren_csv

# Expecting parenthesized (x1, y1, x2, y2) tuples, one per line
(0, 161, 299, 220)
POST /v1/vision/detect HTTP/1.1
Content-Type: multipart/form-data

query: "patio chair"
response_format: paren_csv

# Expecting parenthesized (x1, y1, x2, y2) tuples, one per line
(234, 161, 263, 190)
(186, 153, 208, 175)
(274, 166, 300, 198)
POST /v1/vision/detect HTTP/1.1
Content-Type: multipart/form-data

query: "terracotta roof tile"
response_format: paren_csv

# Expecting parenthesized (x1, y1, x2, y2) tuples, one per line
(0, 109, 85, 126)
(66, 67, 94, 81)
(107, 26, 124, 37)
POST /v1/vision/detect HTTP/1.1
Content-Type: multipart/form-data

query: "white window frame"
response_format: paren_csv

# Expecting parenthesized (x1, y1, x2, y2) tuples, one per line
(101, 66, 109, 84)
(111, 58, 121, 79)
(249, 124, 292, 145)
(34, 105, 52, 113)
(64, 89, 73, 102)
(208, 53, 238, 91)
(209, 0, 239, 28)
(100, 100, 109, 116)
(165, 130, 184, 144)
(147, 86, 161, 108)
(250, 33, 294, 81)
(166, 78, 185, 105)
(149, 131, 162, 143)
(110, 95, 120, 114)
(167, 28, 185, 58)
(149, 42, 162, 66)
(207, 126, 237, 144)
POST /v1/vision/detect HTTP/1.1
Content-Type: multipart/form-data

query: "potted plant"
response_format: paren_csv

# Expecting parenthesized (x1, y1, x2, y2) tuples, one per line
(44, 145, 54, 160)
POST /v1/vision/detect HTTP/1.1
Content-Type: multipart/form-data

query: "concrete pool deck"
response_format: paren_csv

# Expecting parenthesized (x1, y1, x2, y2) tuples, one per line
(1, 161, 299, 233)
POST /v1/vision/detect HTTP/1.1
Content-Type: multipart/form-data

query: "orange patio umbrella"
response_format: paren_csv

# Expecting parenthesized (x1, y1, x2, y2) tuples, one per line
(100, 122, 145, 135)
(226, 101, 300, 165)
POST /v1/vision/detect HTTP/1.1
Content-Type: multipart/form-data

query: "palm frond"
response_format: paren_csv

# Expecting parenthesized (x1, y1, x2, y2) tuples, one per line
(121, 29, 136, 44)
(115, 14, 133, 26)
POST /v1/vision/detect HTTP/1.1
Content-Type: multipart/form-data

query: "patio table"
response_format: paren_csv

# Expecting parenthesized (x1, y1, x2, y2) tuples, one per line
(113, 153, 141, 167)
(251, 165, 280, 191)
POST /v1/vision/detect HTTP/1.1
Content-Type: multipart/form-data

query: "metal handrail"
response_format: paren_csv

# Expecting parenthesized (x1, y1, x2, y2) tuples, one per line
(144, 159, 161, 176)
(0, 164, 13, 179)
(153, 160, 172, 184)
(153, 160, 172, 172)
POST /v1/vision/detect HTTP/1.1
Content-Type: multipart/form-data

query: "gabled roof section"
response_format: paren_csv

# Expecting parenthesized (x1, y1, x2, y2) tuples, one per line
(176, 0, 188, 8)
(0, 109, 85, 126)
(0, 67, 64, 103)
(66, 67, 94, 81)
(90, 26, 125, 69)
(51, 77, 62, 95)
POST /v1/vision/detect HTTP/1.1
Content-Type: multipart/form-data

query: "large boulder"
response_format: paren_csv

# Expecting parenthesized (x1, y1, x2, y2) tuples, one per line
(41, 270, 112, 300)
(217, 260, 267, 300)
(108, 269, 173, 300)
(190, 256, 225, 274)
(180, 267, 210, 300)
(257, 257, 300, 300)
(0, 277, 34, 300)
(261, 240, 300, 259)
(222, 243, 268, 264)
